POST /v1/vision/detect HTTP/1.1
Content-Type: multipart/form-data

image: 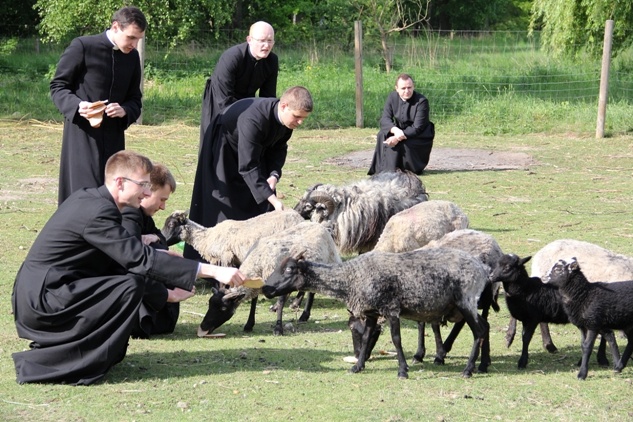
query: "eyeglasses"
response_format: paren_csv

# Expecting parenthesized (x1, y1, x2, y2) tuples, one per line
(120, 177, 152, 190)
(251, 37, 275, 45)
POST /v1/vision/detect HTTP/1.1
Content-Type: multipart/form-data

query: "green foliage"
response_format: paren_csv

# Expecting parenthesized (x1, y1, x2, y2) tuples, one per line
(531, 0, 633, 58)
(34, 0, 234, 45)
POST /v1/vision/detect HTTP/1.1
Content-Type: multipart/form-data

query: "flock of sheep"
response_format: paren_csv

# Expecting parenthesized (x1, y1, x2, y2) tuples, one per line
(160, 169, 633, 380)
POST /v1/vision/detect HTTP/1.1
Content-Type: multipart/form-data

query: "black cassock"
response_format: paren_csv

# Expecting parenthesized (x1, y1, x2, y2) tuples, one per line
(51, 32, 143, 205)
(185, 98, 291, 261)
(11, 186, 198, 385)
(199, 42, 278, 151)
(121, 206, 180, 338)
(368, 90, 435, 175)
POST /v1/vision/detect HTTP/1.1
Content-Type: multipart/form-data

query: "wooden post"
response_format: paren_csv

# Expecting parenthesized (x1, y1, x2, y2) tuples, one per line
(596, 20, 614, 139)
(355, 20, 364, 128)
(137, 37, 145, 125)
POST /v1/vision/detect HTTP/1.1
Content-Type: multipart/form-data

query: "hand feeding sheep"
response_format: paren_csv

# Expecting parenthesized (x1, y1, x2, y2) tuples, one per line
(293, 170, 428, 254)
(545, 258, 632, 380)
(262, 247, 489, 379)
(198, 222, 341, 336)
(505, 239, 633, 355)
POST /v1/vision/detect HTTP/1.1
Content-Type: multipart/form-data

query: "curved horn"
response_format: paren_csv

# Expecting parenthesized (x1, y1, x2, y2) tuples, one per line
(308, 191, 335, 217)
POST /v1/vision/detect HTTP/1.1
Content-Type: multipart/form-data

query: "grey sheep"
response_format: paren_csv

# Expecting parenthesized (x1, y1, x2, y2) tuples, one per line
(198, 222, 341, 336)
(506, 239, 633, 356)
(293, 170, 428, 254)
(262, 247, 489, 379)
(545, 258, 631, 380)
(373, 200, 469, 253)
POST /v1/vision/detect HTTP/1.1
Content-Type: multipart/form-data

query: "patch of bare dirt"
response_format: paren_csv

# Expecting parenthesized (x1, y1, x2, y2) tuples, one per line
(325, 148, 536, 171)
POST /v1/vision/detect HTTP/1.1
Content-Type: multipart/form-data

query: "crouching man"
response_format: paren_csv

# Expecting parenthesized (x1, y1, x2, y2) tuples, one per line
(122, 162, 193, 338)
(11, 150, 245, 385)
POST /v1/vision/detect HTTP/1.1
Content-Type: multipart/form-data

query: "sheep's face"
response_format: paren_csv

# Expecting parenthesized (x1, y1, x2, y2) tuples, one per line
(490, 254, 532, 284)
(161, 211, 188, 244)
(544, 257, 579, 287)
(262, 256, 304, 298)
(198, 287, 246, 335)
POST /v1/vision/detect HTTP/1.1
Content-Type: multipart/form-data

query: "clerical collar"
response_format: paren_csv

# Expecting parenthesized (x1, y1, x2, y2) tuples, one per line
(105, 30, 119, 50)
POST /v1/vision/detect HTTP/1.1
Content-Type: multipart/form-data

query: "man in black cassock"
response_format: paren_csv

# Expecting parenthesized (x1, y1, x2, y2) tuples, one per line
(184, 86, 313, 262)
(199, 21, 278, 152)
(368, 73, 435, 176)
(51, 6, 145, 205)
(11, 151, 245, 385)
(121, 163, 194, 338)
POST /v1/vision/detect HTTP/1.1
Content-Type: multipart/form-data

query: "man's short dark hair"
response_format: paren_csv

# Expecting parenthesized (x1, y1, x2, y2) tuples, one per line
(281, 86, 313, 113)
(150, 163, 177, 193)
(112, 6, 147, 32)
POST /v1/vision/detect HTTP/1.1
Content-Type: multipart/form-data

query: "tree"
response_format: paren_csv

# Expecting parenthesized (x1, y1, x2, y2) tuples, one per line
(352, 0, 431, 73)
(0, 0, 39, 36)
(530, 0, 633, 57)
(34, 0, 234, 45)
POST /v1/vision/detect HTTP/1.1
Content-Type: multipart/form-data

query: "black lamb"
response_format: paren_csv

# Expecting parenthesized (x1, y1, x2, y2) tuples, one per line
(545, 257, 632, 380)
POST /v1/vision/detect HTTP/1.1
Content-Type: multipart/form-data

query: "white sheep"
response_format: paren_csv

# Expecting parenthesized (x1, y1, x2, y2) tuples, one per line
(373, 200, 469, 253)
(197, 222, 341, 336)
(161, 209, 305, 266)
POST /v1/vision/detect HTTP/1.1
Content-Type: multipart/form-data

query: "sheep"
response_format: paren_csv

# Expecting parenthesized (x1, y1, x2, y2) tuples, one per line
(506, 239, 633, 357)
(293, 170, 428, 254)
(490, 253, 611, 370)
(545, 258, 632, 380)
(262, 247, 489, 379)
(161, 209, 305, 267)
(373, 200, 469, 253)
(160, 209, 305, 336)
(419, 229, 503, 372)
(197, 222, 341, 336)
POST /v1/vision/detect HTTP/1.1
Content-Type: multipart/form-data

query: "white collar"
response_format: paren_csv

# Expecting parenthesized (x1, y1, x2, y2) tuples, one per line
(105, 29, 119, 50)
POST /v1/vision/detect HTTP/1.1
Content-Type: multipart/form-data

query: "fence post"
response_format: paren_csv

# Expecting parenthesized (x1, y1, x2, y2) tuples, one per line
(137, 37, 145, 125)
(596, 20, 614, 139)
(355, 20, 364, 128)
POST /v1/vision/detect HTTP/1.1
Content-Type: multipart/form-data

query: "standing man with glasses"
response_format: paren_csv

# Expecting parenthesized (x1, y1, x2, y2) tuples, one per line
(51, 6, 146, 205)
(199, 21, 278, 152)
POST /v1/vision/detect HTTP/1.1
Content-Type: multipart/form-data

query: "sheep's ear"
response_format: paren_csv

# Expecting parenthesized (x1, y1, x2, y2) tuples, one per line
(293, 249, 307, 260)
(569, 257, 580, 271)
(519, 255, 532, 266)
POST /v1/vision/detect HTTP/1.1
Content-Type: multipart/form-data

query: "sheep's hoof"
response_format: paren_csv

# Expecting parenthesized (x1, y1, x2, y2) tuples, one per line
(461, 371, 473, 378)
(411, 354, 424, 364)
(298, 313, 310, 322)
(433, 357, 445, 366)
(397, 372, 408, 379)
(243, 325, 254, 333)
(349, 365, 362, 374)
(577, 371, 588, 380)
(477, 365, 489, 374)
(544, 343, 558, 354)
(598, 359, 610, 368)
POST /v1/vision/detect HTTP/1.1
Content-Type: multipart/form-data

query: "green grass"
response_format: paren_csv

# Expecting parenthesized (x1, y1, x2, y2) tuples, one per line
(2, 122, 633, 420)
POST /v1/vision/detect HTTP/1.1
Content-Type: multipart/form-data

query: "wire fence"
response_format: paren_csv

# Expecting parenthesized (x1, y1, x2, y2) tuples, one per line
(2, 29, 633, 131)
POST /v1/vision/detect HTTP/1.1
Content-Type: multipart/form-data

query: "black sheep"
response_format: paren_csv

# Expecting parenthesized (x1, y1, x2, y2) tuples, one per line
(545, 258, 632, 380)
(490, 254, 610, 369)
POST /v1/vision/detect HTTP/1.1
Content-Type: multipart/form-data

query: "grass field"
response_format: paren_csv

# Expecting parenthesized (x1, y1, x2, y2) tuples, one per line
(1, 120, 633, 421)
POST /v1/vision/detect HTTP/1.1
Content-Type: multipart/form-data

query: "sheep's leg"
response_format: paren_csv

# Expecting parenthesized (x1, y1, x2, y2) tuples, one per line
(412, 322, 426, 364)
(599, 330, 620, 370)
(386, 316, 409, 379)
(477, 304, 492, 373)
(614, 329, 633, 373)
(442, 320, 464, 355)
(540, 322, 558, 353)
(578, 329, 598, 380)
(351, 316, 379, 374)
(595, 333, 612, 367)
(289, 291, 305, 310)
(506, 316, 517, 348)
(273, 294, 287, 336)
(298, 292, 315, 323)
(432, 323, 447, 366)
(243, 297, 258, 332)
(460, 309, 487, 378)
(518, 321, 538, 369)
